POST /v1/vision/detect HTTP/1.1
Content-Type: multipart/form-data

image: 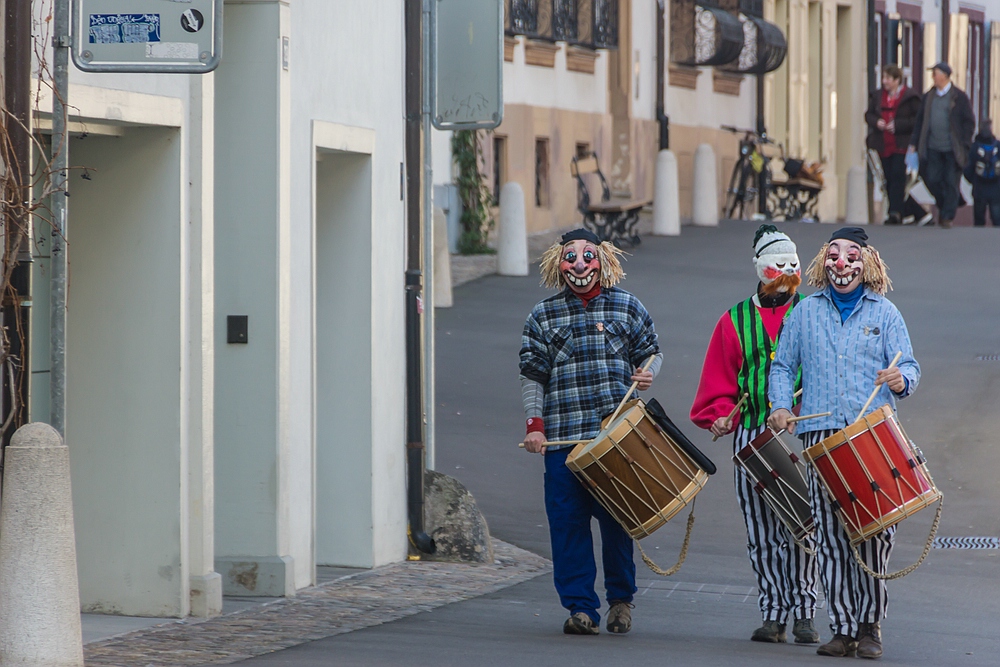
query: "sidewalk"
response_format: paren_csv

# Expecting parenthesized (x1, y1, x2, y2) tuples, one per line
(82, 539, 549, 667)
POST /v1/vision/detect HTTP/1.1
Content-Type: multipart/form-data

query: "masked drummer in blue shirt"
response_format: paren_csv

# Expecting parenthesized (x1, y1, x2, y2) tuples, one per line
(768, 227, 920, 660)
(519, 228, 662, 636)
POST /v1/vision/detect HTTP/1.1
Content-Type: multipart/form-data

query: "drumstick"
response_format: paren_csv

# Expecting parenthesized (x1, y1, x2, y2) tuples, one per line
(517, 439, 586, 449)
(712, 392, 749, 442)
(855, 350, 903, 422)
(786, 411, 832, 424)
(604, 355, 657, 427)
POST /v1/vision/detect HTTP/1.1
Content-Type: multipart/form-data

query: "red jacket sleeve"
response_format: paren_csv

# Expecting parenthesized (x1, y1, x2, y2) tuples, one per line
(690, 313, 744, 430)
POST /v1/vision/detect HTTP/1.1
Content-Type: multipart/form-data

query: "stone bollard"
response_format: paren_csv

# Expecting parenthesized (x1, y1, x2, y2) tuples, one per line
(0, 423, 84, 667)
(433, 205, 453, 308)
(497, 182, 528, 276)
(845, 165, 869, 224)
(692, 143, 719, 227)
(652, 149, 681, 236)
(423, 470, 495, 564)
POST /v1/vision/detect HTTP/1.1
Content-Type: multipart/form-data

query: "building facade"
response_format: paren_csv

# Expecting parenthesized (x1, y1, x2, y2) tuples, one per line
(27, 0, 409, 618)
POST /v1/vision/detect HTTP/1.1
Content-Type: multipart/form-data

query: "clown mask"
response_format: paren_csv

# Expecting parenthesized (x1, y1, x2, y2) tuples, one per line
(560, 240, 600, 294)
(824, 239, 864, 292)
(755, 251, 801, 295)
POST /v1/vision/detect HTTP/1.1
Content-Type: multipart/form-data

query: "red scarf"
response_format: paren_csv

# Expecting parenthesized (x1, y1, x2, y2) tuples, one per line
(577, 283, 601, 308)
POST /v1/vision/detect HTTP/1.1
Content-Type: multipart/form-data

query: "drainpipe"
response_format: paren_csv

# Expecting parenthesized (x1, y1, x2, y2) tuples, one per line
(656, 0, 669, 150)
(941, 0, 950, 64)
(403, 0, 435, 556)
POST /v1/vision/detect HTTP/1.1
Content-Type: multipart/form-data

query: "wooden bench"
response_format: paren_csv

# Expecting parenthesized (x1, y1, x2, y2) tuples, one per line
(571, 152, 651, 246)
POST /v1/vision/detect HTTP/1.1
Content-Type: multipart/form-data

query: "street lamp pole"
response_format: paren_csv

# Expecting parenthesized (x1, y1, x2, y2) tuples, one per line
(50, 0, 70, 437)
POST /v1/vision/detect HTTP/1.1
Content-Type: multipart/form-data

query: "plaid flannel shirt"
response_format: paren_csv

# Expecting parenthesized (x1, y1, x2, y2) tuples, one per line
(519, 287, 660, 448)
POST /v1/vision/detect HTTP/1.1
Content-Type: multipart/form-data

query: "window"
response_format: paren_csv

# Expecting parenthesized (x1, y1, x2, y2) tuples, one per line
(575, 142, 591, 159)
(492, 135, 507, 204)
(535, 138, 550, 208)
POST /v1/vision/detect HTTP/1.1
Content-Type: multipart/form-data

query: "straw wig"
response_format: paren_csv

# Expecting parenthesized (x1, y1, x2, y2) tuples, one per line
(805, 243, 893, 295)
(539, 240, 626, 289)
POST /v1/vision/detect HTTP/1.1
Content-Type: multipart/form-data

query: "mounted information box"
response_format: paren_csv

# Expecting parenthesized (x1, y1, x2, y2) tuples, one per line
(72, 0, 222, 73)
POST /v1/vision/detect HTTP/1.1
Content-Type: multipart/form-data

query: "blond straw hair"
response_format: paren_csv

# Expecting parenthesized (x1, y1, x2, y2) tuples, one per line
(539, 240, 626, 289)
(806, 243, 892, 295)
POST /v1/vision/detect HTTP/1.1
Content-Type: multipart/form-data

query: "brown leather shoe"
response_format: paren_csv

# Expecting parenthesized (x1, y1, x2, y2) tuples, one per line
(816, 633, 858, 657)
(940, 218, 953, 228)
(857, 622, 883, 659)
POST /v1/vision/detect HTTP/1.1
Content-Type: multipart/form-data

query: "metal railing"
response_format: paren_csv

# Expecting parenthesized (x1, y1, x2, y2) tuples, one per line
(506, 0, 618, 49)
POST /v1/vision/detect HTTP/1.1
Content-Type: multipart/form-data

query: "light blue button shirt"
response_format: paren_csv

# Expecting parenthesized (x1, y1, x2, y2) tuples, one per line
(769, 287, 920, 433)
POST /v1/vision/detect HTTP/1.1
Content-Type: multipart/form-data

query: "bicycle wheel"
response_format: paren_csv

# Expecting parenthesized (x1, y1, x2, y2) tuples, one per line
(729, 163, 756, 220)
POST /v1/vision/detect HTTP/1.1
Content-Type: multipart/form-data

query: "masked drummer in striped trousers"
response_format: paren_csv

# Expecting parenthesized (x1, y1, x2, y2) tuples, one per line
(769, 227, 920, 660)
(690, 224, 820, 646)
(519, 228, 662, 636)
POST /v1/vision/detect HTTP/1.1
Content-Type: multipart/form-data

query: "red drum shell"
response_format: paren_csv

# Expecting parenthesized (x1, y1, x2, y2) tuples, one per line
(804, 405, 941, 544)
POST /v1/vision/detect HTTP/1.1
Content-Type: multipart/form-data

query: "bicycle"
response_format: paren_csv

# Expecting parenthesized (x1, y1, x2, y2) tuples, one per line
(721, 125, 782, 220)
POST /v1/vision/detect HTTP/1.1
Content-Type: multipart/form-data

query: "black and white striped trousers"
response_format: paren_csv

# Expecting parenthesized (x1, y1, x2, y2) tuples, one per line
(801, 429, 896, 638)
(733, 423, 819, 624)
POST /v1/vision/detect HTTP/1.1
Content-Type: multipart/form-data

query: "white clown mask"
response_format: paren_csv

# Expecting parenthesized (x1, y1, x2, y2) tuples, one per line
(752, 226, 801, 294)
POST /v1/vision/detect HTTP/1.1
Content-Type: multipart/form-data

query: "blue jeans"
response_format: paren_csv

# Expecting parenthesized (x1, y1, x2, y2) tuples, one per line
(544, 447, 636, 623)
(924, 149, 962, 221)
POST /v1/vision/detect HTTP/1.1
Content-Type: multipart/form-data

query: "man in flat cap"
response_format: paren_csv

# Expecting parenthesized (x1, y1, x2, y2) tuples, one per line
(908, 62, 976, 228)
(768, 228, 920, 659)
(519, 228, 662, 636)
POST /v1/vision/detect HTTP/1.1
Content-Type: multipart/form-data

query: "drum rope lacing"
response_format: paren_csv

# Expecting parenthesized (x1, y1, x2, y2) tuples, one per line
(636, 504, 697, 577)
(851, 499, 942, 580)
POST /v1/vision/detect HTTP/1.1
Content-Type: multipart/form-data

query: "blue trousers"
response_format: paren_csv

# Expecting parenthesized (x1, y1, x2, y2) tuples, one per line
(544, 447, 636, 623)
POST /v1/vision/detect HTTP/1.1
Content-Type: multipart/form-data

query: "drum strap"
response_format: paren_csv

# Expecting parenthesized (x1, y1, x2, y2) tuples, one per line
(850, 498, 943, 580)
(635, 503, 696, 577)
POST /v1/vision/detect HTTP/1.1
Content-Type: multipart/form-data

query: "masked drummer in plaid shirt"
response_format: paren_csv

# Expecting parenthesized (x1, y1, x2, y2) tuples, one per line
(519, 228, 662, 636)
(690, 224, 820, 646)
(768, 227, 920, 660)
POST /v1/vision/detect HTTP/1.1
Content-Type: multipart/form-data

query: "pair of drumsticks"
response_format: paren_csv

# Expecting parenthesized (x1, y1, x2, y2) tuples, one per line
(711, 390, 830, 441)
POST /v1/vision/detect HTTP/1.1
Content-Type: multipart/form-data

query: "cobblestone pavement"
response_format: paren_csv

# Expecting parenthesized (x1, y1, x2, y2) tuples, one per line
(84, 539, 550, 667)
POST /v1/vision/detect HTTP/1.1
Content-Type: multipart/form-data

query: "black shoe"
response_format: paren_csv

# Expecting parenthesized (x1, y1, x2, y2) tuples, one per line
(793, 617, 820, 644)
(751, 620, 787, 643)
(563, 612, 599, 635)
(885, 213, 902, 225)
(817, 634, 858, 657)
(857, 622, 883, 659)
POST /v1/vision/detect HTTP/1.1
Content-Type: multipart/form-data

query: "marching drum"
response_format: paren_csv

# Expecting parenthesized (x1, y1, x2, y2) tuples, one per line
(565, 399, 715, 540)
(803, 405, 941, 545)
(734, 428, 815, 544)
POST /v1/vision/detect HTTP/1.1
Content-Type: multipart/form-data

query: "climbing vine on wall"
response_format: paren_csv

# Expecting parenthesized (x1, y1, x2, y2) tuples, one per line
(451, 130, 495, 255)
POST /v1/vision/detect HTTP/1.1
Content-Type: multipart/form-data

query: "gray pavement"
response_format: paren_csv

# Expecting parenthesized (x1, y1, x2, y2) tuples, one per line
(93, 220, 999, 666)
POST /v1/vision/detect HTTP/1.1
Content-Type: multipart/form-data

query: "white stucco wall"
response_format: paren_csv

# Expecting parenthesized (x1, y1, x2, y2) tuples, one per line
(503, 38, 610, 114)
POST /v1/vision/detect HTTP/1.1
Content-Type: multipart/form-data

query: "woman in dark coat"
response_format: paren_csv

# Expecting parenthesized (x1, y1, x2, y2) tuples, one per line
(865, 65, 928, 224)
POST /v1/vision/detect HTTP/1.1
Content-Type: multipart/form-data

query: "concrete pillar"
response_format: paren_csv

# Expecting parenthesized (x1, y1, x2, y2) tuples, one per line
(0, 423, 84, 667)
(845, 165, 868, 224)
(692, 143, 719, 227)
(497, 182, 528, 276)
(652, 149, 681, 236)
(433, 206, 453, 308)
(214, 0, 296, 596)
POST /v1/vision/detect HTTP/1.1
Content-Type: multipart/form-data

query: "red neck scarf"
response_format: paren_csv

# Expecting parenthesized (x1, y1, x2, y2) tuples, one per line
(576, 283, 602, 308)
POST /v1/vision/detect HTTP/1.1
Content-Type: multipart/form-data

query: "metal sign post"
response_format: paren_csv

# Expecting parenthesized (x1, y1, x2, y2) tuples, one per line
(72, 0, 222, 73)
(421, 0, 502, 469)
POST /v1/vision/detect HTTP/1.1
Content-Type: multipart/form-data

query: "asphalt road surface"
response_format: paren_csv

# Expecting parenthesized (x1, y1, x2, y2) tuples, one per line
(233, 221, 1000, 666)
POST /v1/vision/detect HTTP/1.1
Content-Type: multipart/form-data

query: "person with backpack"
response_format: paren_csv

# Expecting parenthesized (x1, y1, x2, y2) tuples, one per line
(963, 119, 1000, 227)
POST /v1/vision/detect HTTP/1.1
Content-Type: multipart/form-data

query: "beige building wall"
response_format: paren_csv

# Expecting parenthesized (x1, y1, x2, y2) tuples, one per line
(765, 0, 868, 220)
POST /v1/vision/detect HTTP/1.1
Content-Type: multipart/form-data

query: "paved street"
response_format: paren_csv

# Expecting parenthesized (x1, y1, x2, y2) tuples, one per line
(214, 221, 1000, 666)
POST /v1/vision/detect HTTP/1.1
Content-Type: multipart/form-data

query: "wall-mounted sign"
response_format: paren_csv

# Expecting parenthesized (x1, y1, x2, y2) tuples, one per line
(72, 0, 222, 73)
